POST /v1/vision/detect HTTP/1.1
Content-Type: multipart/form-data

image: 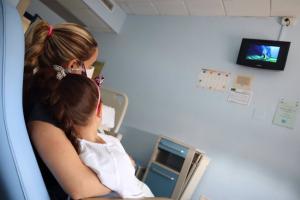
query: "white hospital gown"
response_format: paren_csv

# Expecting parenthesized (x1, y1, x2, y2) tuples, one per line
(78, 133, 154, 198)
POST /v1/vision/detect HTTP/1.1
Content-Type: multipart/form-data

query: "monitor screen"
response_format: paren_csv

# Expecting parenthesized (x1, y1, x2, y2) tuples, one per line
(237, 38, 290, 70)
(246, 44, 280, 63)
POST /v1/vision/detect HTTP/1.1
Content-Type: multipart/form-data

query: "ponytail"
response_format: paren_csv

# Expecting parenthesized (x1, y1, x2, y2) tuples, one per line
(24, 20, 49, 74)
(24, 20, 97, 75)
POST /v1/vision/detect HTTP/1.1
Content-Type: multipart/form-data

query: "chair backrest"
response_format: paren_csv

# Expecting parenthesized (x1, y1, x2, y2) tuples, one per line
(101, 87, 128, 133)
(0, 0, 49, 199)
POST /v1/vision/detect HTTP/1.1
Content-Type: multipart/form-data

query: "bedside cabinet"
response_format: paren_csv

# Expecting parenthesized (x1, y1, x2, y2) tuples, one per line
(143, 136, 209, 200)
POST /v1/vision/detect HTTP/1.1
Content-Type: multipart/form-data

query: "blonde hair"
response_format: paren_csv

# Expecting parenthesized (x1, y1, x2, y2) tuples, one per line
(25, 20, 97, 74)
(23, 20, 98, 120)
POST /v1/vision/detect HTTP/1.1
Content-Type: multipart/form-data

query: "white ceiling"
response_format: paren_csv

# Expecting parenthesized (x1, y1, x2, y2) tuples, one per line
(115, 0, 300, 17)
(39, 0, 300, 34)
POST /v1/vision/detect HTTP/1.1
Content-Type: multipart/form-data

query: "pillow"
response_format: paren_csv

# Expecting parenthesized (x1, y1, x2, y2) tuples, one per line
(101, 104, 115, 130)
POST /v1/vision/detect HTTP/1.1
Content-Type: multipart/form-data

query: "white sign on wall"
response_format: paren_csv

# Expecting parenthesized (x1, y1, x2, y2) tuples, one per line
(273, 99, 299, 129)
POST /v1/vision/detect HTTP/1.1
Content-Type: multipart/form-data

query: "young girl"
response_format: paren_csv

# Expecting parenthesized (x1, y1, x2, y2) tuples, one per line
(42, 65, 154, 198)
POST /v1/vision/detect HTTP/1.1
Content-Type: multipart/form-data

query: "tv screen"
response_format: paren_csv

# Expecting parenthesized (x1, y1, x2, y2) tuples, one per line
(237, 38, 290, 70)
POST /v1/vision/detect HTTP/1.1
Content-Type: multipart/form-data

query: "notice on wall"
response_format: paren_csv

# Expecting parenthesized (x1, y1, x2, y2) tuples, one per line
(197, 68, 230, 92)
(273, 99, 299, 129)
(227, 88, 253, 105)
(233, 75, 253, 91)
(227, 74, 253, 105)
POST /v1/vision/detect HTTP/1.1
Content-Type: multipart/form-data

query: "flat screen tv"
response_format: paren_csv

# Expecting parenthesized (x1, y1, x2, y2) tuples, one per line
(237, 38, 290, 70)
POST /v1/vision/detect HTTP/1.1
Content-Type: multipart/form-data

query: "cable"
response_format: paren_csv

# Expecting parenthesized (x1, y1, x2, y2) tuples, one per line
(277, 25, 284, 41)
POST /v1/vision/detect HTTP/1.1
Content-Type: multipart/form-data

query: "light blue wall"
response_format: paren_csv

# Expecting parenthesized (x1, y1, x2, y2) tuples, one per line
(94, 16, 300, 200)
(26, 0, 65, 24)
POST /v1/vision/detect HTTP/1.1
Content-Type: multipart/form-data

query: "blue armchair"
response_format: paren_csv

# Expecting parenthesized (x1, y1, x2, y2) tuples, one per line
(0, 1, 172, 200)
(0, 0, 49, 199)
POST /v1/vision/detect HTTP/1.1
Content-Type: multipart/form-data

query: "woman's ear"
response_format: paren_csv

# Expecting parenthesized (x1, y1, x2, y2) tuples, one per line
(66, 59, 77, 69)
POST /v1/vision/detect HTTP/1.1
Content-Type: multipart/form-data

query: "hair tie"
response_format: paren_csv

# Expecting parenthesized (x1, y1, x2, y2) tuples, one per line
(47, 25, 53, 37)
(53, 65, 67, 80)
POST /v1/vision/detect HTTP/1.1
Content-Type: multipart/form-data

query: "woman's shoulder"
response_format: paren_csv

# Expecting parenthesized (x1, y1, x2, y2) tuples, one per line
(28, 100, 59, 127)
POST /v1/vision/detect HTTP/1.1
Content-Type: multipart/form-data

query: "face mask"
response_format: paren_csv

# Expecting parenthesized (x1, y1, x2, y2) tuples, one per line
(86, 66, 95, 79)
(100, 104, 115, 130)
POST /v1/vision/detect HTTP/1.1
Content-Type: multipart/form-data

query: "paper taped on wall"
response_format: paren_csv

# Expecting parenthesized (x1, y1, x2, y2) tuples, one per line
(198, 68, 230, 92)
(233, 75, 253, 91)
(273, 99, 299, 129)
(227, 88, 252, 105)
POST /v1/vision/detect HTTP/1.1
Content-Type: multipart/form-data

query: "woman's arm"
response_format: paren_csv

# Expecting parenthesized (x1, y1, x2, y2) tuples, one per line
(28, 121, 111, 199)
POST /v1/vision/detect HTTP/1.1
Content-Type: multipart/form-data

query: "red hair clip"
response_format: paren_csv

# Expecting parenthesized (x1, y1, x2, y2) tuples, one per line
(47, 25, 53, 37)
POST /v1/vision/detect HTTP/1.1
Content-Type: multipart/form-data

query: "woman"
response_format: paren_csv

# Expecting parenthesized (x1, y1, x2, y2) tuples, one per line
(23, 20, 111, 199)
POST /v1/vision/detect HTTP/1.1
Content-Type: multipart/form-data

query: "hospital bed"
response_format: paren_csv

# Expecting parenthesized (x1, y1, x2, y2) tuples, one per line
(100, 87, 128, 139)
(0, 0, 171, 199)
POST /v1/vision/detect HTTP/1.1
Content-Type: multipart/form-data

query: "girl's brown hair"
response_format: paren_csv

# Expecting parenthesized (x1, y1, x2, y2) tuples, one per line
(23, 20, 98, 119)
(34, 67, 99, 153)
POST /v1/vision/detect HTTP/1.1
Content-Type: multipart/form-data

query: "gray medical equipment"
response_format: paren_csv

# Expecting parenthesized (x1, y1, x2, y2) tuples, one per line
(143, 136, 209, 200)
